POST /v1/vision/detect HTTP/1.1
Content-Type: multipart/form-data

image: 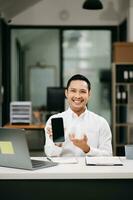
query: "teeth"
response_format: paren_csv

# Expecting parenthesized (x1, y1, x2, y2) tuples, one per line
(74, 100, 81, 104)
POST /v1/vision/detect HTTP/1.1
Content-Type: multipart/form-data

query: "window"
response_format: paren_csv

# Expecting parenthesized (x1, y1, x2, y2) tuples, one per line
(63, 30, 111, 125)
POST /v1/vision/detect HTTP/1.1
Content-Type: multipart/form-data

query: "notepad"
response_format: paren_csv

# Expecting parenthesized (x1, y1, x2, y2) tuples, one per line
(85, 156, 123, 166)
(48, 157, 78, 164)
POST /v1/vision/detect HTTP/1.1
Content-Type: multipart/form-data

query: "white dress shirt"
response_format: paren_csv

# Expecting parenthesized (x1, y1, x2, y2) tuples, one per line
(44, 107, 113, 157)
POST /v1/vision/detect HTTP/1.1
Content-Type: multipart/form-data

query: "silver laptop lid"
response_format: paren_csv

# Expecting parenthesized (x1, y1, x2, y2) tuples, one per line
(0, 128, 33, 170)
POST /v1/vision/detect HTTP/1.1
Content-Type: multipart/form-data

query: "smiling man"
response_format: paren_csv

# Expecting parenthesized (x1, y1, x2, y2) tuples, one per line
(44, 74, 112, 157)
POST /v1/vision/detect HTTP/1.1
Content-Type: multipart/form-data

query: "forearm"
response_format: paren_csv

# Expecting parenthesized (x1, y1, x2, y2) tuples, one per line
(45, 143, 63, 157)
(86, 146, 112, 156)
(45, 135, 63, 157)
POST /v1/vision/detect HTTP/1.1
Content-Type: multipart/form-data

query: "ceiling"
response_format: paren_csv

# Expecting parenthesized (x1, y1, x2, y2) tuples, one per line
(0, 0, 129, 22)
(0, 0, 42, 19)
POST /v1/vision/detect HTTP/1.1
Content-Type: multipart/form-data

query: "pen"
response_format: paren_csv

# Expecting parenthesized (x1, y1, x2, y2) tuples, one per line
(46, 157, 53, 162)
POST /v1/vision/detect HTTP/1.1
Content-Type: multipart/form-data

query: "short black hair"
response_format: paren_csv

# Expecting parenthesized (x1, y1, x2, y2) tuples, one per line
(66, 74, 91, 91)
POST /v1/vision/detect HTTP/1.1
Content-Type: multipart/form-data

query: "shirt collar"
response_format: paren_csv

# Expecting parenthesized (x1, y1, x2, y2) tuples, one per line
(67, 107, 88, 118)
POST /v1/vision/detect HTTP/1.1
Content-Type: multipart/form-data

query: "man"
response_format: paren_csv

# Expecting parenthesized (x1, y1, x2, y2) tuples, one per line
(45, 74, 112, 157)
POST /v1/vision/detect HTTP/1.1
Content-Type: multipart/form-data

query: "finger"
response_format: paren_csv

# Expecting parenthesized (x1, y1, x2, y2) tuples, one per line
(47, 127, 52, 136)
(83, 134, 88, 141)
(69, 133, 74, 139)
(55, 143, 63, 147)
(71, 133, 75, 138)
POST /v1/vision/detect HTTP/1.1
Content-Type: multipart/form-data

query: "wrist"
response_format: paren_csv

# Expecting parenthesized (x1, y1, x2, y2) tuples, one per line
(84, 145, 90, 153)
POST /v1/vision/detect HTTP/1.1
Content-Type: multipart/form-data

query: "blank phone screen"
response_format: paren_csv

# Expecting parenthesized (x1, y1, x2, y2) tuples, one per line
(51, 117, 65, 142)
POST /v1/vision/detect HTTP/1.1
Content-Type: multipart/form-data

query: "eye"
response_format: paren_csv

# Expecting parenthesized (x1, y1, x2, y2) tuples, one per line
(80, 90, 87, 94)
(69, 88, 76, 93)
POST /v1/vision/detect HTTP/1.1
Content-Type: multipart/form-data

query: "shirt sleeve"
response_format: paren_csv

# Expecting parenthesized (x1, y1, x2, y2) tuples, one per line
(86, 118, 113, 156)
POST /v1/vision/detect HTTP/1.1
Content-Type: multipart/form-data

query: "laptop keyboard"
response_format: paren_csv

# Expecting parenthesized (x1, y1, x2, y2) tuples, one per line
(31, 159, 57, 169)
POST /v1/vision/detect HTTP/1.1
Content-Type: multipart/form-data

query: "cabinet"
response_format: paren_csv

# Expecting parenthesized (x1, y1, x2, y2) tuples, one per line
(112, 63, 133, 156)
(113, 42, 133, 63)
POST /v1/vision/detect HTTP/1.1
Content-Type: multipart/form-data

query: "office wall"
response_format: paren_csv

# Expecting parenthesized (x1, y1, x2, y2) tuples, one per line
(11, 31, 19, 100)
(24, 30, 60, 106)
(128, 0, 133, 41)
(11, 29, 60, 107)
(10, 0, 128, 26)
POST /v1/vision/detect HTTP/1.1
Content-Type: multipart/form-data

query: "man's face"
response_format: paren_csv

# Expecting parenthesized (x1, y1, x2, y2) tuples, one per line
(65, 80, 91, 115)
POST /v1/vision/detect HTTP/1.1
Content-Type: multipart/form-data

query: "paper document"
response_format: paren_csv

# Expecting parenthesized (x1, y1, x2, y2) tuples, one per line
(85, 156, 123, 166)
(47, 157, 78, 164)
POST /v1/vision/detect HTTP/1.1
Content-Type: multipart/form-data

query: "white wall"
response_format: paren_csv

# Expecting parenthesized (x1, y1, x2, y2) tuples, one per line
(24, 30, 60, 106)
(11, 0, 128, 26)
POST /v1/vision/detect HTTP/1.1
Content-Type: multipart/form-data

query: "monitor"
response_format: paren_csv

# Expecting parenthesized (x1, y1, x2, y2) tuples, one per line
(47, 87, 65, 112)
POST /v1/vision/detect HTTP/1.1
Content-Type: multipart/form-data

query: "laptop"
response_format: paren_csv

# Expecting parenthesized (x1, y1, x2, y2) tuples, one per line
(0, 127, 57, 170)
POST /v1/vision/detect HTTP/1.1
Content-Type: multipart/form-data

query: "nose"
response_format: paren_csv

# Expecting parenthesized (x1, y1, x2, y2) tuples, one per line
(75, 92, 81, 98)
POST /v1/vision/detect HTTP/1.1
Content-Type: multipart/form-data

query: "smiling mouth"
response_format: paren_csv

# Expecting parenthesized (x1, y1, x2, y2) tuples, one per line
(73, 99, 83, 105)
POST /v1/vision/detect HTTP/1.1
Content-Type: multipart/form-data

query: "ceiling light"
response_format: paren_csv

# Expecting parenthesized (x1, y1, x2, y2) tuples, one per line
(82, 0, 103, 10)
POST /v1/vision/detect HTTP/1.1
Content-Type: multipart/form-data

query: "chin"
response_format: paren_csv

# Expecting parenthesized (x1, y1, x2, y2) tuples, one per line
(73, 106, 82, 112)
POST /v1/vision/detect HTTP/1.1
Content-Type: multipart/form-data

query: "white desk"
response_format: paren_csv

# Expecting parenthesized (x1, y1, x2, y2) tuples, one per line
(0, 157, 133, 200)
(0, 157, 133, 179)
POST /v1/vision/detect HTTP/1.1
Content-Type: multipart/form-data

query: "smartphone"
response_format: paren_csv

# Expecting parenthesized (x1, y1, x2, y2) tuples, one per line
(51, 117, 65, 143)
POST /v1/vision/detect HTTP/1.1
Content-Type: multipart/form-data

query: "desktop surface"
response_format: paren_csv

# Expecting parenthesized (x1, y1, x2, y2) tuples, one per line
(0, 156, 133, 180)
(0, 157, 133, 200)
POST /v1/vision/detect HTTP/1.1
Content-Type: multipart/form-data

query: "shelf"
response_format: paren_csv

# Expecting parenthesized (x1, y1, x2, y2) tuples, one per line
(4, 123, 45, 129)
(116, 83, 133, 85)
(112, 62, 133, 156)
(116, 123, 133, 126)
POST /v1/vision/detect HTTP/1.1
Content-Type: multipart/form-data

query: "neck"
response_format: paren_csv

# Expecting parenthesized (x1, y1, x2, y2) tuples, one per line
(72, 107, 86, 116)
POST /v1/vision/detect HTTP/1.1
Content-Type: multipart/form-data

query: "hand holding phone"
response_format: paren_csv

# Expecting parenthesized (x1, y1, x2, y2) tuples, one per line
(51, 117, 65, 143)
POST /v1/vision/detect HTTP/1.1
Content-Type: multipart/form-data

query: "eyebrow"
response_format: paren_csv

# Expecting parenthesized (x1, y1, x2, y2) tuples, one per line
(69, 87, 88, 91)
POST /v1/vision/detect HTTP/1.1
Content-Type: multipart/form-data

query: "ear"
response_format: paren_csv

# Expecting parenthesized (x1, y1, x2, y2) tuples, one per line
(88, 90, 91, 98)
(65, 89, 68, 98)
